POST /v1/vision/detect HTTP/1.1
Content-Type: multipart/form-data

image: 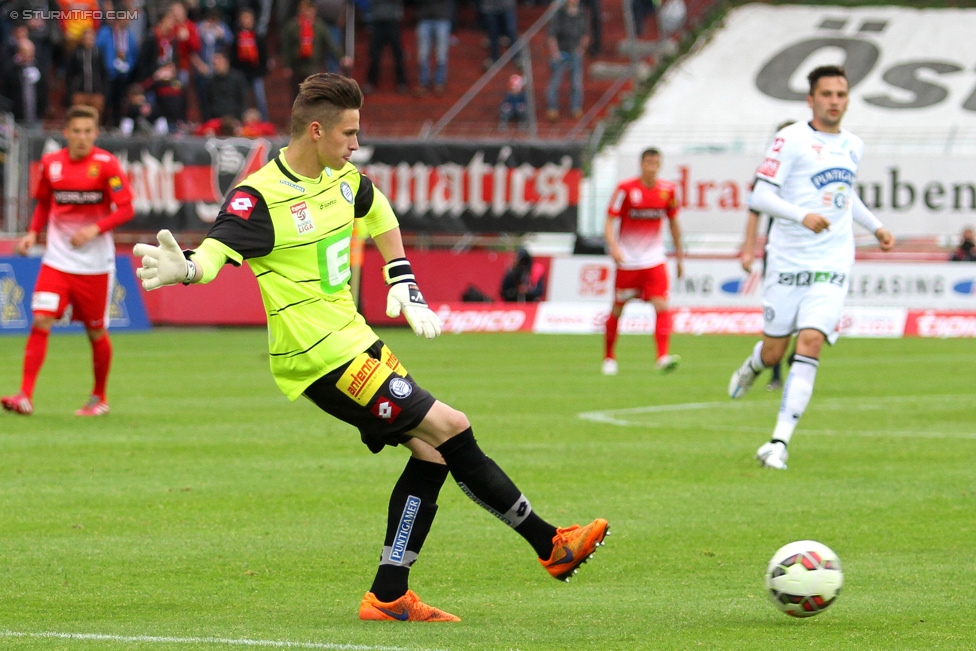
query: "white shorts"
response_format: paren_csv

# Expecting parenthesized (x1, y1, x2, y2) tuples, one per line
(762, 269, 849, 340)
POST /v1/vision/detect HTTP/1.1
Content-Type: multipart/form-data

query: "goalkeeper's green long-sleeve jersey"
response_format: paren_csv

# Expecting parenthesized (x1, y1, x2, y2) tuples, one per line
(192, 148, 399, 400)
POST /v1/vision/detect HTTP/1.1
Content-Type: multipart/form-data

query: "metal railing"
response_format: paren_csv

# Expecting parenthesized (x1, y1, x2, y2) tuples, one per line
(1, 112, 24, 235)
(422, 1, 566, 140)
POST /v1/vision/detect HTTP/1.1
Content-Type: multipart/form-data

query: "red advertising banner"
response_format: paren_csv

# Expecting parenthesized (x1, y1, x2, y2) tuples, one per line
(26, 136, 581, 234)
(905, 310, 976, 338)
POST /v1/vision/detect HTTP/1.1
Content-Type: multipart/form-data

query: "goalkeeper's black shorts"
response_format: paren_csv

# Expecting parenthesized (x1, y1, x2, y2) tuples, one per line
(303, 339, 437, 453)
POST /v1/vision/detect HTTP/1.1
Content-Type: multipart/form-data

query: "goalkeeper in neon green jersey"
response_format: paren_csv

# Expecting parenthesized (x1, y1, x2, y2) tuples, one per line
(133, 73, 608, 622)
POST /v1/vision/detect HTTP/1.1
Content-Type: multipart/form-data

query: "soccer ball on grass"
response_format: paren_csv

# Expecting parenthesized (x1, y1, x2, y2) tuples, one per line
(765, 540, 843, 617)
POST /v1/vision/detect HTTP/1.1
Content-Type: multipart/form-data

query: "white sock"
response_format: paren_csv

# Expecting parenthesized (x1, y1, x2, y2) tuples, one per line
(747, 340, 766, 373)
(773, 354, 819, 445)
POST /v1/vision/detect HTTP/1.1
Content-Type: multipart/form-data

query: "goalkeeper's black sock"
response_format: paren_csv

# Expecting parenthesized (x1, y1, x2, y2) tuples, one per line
(437, 428, 558, 559)
(369, 457, 448, 602)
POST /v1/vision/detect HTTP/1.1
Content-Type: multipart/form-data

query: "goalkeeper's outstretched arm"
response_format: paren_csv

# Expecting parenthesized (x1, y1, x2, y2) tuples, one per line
(133, 229, 229, 290)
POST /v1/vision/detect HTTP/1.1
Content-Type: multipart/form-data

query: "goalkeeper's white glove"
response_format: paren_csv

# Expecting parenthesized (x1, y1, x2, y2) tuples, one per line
(132, 229, 196, 291)
(383, 258, 441, 339)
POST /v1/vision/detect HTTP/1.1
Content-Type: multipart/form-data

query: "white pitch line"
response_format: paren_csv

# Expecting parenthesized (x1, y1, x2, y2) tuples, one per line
(0, 630, 449, 651)
(578, 395, 976, 439)
(578, 401, 742, 425)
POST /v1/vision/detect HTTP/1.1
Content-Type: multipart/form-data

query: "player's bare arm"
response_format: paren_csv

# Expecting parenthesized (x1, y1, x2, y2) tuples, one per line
(603, 216, 623, 265)
(751, 186, 830, 233)
(70, 224, 102, 248)
(801, 213, 831, 233)
(875, 228, 895, 251)
(669, 217, 684, 279)
(740, 210, 760, 272)
(15, 231, 37, 256)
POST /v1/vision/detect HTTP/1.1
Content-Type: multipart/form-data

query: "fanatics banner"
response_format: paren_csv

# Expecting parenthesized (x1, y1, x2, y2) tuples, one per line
(26, 135, 582, 234)
(354, 142, 582, 233)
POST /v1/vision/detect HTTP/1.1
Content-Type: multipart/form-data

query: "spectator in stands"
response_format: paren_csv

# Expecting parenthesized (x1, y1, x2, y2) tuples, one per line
(0, 37, 47, 127)
(950, 226, 976, 262)
(250, 0, 273, 37)
(498, 73, 527, 131)
(582, 0, 602, 57)
(314, 0, 345, 73)
(65, 28, 107, 115)
(194, 113, 242, 137)
(140, 60, 187, 132)
(281, 0, 348, 101)
(122, 0, 149, 45)
(119, 83, 166, 135)
(230, 7, 269, 121)
(96, 11, 138, 126)
(58, 0, 100, 56)
(545, 0, 588, 121)
(16, 2, 62, 92)
(415, 0, 451, 97)
(2, 23, 32, 76)
(481, 0, 517, 68)
(363, 0, 409, 94)
(165, 2, 203, 96)
(137, 9, 176, 81)
(204, 50, 248, 121)
(631, 0, 656, 37)
(239, 107, 277, 137)
(500, 248, 546, 302)
(198, 0, 238, 24)
(194, 8, 234, 120)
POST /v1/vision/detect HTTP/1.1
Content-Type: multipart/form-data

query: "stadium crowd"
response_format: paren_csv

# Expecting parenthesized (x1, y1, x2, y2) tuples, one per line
(0, 0, 612, 136)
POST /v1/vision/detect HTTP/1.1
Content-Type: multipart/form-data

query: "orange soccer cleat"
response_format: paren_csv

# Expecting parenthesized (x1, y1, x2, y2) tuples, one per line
(74, 395, 110, 416)
(540, 518, 610, 582)
(1, 393, 34, 415)
(358, 590, 461, 622)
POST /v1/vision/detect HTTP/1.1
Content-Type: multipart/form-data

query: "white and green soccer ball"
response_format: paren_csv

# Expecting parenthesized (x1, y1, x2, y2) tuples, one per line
(765, 540, 843, 618)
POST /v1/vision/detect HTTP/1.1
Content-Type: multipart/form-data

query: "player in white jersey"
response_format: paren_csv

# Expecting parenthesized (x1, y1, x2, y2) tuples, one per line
(727, 65, 895, 470)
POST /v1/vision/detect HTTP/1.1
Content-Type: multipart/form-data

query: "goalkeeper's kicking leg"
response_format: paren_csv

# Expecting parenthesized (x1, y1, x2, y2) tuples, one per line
(359, 401, 609, 622)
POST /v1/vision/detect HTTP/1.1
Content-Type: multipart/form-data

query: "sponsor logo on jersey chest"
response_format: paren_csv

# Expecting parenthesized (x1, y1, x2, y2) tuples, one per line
(279, 179, 305, 192)
(810, 167, 855, 189)
(290, 201, 314, 234)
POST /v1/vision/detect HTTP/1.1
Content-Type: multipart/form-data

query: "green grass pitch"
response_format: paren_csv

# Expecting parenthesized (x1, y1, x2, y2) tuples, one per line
(1, 328, 974, 650)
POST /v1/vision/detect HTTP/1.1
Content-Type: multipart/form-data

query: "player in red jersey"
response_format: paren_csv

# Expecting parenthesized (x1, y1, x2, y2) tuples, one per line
(602, 148, 684, 375)
(2, 105, 134, 416)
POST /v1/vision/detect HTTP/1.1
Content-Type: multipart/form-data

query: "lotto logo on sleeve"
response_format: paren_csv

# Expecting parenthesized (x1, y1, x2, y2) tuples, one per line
(226, 191, 257, 219)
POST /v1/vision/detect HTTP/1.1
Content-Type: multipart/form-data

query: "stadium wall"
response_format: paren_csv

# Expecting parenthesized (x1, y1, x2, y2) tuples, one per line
(2, 245, 973, 336)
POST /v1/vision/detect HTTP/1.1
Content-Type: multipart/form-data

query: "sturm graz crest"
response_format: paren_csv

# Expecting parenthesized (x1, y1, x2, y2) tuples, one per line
(207, 137, 273, 199)
(196, 137, 273, 222)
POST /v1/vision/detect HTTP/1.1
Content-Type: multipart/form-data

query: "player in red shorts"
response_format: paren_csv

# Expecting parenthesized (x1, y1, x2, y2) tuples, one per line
(602, 147, 684, 375)
(2, 105, 134, 416)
